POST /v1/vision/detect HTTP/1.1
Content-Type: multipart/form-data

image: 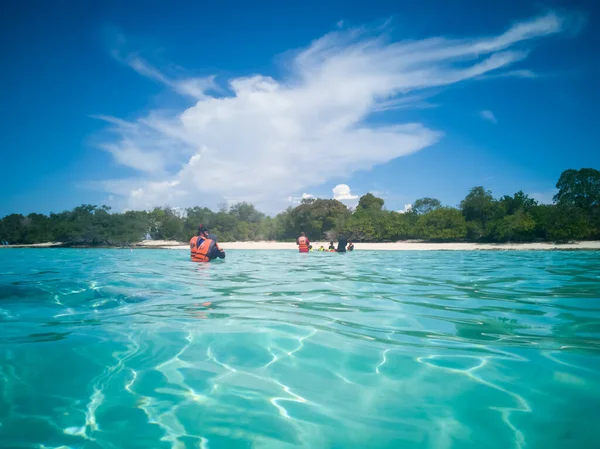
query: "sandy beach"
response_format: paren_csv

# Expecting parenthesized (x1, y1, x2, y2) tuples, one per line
(135, 240, 600, 251)
(0, 242, 64, 248)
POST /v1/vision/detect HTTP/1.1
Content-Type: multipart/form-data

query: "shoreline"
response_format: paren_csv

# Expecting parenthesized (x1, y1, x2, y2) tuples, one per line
(2, 240, 600, 251)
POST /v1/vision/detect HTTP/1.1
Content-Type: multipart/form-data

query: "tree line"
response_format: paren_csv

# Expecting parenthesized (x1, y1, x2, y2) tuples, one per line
(1, 168, 599, 246)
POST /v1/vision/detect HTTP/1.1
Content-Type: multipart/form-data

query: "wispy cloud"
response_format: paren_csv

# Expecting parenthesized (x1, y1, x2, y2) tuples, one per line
(480, 110, 498, 124)
(96, 12, 573, 211)
(111, 47, 217, 100)
(477, 69, 540, 80)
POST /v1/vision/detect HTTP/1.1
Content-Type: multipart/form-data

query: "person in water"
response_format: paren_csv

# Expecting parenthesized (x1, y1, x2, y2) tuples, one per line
(190, 225, 225, 262)
(347, 241, 354, 251)
(336, 237, 347, 253)
(297, 232, 310, 253)
(309, 245, 314, 252)
(318, 246, 325, 252)
(328, 241, 336, 251)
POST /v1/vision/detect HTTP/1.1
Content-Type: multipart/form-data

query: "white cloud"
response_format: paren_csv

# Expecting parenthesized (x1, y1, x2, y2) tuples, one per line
(332, 184, 358, 201)
(287, 193, 315, 205)
(480, 110, 498, 124)
(96, 12, 570, 212)
(398, 204, 413, 214)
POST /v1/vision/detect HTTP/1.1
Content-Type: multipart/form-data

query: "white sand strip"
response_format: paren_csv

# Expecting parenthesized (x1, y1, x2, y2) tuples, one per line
(146, 240, 600, 251)
(3, 240, 599, 251)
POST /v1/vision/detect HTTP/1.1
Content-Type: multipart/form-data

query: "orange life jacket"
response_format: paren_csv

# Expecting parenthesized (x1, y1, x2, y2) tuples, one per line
(298, 236, 309, 253)
(191, 238, 214, 263)
(190, 236, 198, 258)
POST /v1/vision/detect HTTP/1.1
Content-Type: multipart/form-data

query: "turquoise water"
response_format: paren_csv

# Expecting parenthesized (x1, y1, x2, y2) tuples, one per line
(1, 249, 599, 449)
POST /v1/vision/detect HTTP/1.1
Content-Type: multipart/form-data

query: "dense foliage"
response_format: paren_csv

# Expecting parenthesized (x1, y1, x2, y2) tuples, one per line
(1, 169, 599, 245)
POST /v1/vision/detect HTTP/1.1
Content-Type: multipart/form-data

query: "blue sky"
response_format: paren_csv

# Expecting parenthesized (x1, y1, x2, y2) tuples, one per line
(1, 0, 598, 216)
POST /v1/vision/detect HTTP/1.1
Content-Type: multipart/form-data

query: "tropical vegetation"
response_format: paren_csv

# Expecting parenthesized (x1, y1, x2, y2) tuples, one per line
(1, 168, 599, 245)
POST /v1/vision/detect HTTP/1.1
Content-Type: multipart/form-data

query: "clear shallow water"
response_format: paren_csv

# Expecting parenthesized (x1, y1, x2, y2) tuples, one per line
(1, 249, 599, 449)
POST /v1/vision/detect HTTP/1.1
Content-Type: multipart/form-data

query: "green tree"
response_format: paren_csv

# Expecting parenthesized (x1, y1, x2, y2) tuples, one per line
(412, 197, 442, 215)
(287, 199, 350, 240)
(340, 215, 378, 241)
(183, 207, 214, 238)
(554, 168, 600, 210)
(355, 193, 384, 214)
(499, 191, 537, 215)
(547, 206, 591, 242)
(256, 216, 279, 240)
(2, 169, 598, 246)
(466, 221, 485, 241)
(486, 210, 536, 242)
(148, 207, 183, 240)
(229, 202, 265, 224)
(530, 205, 553, 240)
(0, 214, 25, 244)
(273, 207, 295, 240)
(111, 210, 150, 244)
(379, 212, 411, 241)
(20, 213, 52, 244)
(211, 212, 239, 241)
(416, 208, 467, 241)
(460, 187, 506, 240)
(235, 221, 251, 241)
(530, 204, 591, 242)
(460, 187, 495, 223)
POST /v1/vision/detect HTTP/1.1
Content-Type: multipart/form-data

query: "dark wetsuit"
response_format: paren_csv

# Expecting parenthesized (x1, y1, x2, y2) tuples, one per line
(207, 234, 226, 259)
(337, 238, 347, 253)
(196, 234, 226, 260)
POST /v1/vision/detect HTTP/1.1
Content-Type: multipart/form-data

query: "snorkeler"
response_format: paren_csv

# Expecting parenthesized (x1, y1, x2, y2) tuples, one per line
(190, 225, 225, 262)
(347, 241, 354, 251)
(297, 232, 310, 253)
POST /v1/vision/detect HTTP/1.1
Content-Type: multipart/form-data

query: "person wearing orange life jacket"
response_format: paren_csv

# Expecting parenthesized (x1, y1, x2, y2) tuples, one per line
(190, 225, 225, 262)
(296, 232, 310, 253)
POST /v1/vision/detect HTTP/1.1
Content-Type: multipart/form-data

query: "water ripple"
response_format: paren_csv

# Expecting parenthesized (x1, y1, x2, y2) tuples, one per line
(0, 249, 599, 448)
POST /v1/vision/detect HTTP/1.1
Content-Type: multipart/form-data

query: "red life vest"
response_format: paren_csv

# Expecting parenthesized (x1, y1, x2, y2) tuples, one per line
(298, 236, 309, 253)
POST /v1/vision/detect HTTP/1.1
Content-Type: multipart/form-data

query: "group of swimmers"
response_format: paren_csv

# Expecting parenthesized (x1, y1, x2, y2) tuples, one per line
(297, 232, 354, 253)
(189, 225, 354, 262)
